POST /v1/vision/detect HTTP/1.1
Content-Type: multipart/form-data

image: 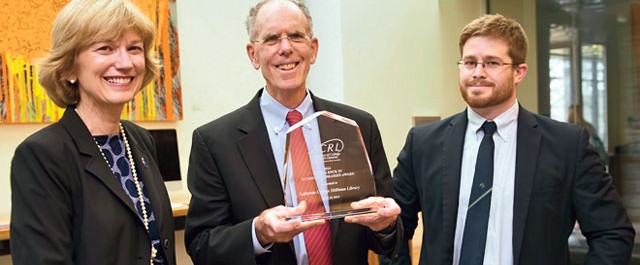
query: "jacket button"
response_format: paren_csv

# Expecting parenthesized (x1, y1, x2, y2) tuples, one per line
(164, 239, 170, 249)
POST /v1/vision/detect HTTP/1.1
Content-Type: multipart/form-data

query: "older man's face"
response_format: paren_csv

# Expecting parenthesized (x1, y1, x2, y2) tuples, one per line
(246, 0, 318, 96)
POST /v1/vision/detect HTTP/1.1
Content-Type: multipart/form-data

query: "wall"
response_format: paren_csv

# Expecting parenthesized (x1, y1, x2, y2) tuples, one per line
(0, 125, 43, 216)
(0, 0, 536, 221)
(306, 0, 345, 103)
(490, 0, 539, 113)
(339, 0, 483, 168)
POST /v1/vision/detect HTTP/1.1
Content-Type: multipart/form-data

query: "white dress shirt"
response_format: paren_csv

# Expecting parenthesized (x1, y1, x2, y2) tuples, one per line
(453, 101, 519, 265)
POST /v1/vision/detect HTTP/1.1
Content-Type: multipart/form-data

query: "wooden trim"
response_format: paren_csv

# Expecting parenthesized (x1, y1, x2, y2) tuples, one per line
(171, 202, 189, 217)
(0, 225, 9, 241)
(0, 196, 190, 241)
(413, 116, 441, 126)
(0, 217, 9, 241)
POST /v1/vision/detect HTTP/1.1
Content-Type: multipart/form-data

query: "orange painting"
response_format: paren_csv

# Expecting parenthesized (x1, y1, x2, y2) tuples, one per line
(0, 0, 182, 123)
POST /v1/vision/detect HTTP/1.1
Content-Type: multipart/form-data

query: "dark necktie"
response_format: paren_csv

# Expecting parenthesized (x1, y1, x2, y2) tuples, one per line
(459, 121, 497, 265)
(286, 110, 333, 265)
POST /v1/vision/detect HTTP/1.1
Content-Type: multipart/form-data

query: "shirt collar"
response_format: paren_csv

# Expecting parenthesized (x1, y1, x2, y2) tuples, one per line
(467, 100, 519, 141)
(260, 88, 314, 135)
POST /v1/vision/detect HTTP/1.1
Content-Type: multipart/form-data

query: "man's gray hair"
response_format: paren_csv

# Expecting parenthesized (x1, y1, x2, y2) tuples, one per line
(245, 0, 313, 41)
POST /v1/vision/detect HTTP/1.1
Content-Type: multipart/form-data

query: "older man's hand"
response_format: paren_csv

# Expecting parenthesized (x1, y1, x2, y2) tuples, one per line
(254, 201, 325, 246)
(344, 196, 401, 232)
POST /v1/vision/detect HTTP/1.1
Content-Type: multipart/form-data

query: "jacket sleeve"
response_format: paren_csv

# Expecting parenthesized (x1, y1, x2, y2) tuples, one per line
(10, 139, 76, 265)
(364, 115, 403, 255)
(184, 129, 256, 265)
(573, 128, 635, 264)
(392, 127, 421, 243)
(390, 127, 421, 265)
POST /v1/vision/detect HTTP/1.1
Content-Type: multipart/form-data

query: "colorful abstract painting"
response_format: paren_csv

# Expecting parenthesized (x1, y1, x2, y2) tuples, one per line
(0, 0, 182, 123)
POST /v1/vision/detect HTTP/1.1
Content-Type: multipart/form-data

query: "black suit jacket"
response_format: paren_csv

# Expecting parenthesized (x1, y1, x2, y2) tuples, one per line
(393, 106, 634, 265)
(10, 107, 176, 265)
(185, 89, 399, 265)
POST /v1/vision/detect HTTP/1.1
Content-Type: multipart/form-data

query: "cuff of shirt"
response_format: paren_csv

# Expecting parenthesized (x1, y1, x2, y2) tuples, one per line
(252, 217, 273, 255)
(374, 221, 398, 241)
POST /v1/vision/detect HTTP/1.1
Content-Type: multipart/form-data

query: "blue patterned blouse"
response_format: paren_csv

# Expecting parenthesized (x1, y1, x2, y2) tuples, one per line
(95, 134, 165, 265)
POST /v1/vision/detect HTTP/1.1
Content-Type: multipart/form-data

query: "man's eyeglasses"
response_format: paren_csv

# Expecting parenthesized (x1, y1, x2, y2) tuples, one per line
(457, 60, 515, 71)
(253, 33, 310, 47)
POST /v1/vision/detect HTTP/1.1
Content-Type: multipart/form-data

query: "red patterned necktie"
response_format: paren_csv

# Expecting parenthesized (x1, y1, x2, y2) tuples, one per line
(286, 110, 333, 265)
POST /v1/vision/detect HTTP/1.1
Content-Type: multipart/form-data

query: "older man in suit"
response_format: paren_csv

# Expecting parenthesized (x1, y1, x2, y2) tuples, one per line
(392, 14, 635, 264)
(184, 1, 401, 264)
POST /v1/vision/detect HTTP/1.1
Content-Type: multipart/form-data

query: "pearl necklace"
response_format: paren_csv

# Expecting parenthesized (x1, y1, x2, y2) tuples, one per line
(94, 123, 157, 264)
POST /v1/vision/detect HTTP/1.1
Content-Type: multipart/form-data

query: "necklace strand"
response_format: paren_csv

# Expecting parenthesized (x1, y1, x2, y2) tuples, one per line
(95, 123, 157, 264)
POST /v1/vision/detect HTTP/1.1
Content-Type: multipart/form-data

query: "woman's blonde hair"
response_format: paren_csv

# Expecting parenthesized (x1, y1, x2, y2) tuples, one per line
(38, 0, 159, 107)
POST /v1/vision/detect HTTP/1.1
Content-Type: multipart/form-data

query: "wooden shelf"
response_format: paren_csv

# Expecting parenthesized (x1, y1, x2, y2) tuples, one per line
(0, 195, 190, 241)
(170, 195, 190, 217)
(0, 216, 9, 241)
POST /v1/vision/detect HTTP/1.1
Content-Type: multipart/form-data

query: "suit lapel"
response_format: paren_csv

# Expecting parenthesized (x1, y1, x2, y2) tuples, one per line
(310, 92, 328, 112)
(59, 107, 138, 215)
(237, 90, 285, 209)
(122, 122, 167, 235)
(442, 111, 467, 259)
(512, 107, 540, 264)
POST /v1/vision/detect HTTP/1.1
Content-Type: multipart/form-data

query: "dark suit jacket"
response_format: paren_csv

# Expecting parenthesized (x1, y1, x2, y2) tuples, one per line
(185, 89, 399, 265)
(10, 107, 176, 265)
(393, 106, 635, 265)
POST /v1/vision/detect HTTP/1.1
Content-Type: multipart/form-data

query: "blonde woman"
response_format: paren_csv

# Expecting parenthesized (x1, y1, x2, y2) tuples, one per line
(10, 0, 175, 264)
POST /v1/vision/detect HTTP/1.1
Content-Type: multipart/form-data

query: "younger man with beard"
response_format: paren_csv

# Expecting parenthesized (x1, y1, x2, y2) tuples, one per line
(392, 14, 634, 265)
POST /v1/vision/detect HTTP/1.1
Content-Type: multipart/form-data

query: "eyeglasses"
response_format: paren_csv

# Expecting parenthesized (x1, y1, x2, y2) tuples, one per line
(253, 32, 310, 47)
(457, 60, 515, 71)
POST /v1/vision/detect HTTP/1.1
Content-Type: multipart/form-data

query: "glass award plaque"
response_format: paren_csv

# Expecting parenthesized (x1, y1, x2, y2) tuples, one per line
(283, 111, 377, 221)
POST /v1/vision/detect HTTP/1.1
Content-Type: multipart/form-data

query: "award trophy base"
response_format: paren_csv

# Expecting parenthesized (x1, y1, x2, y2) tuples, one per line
(287, 207, 377, 222)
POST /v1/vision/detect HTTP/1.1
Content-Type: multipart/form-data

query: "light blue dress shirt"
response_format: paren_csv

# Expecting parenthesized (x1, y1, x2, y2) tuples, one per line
(251, 88, 326, 265)
(453, 100, 519, 265)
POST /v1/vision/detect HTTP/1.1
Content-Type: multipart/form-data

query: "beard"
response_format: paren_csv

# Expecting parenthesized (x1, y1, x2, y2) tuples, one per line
(459, 76, 515, 109)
